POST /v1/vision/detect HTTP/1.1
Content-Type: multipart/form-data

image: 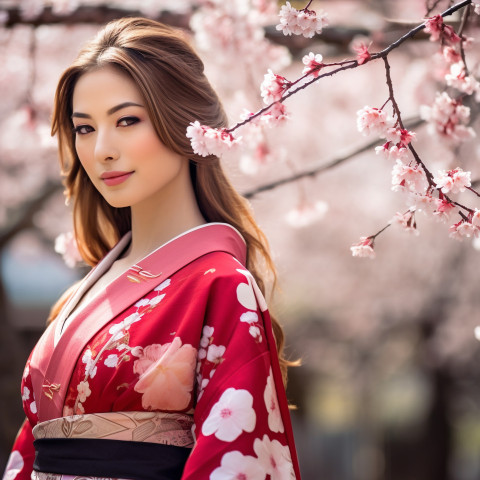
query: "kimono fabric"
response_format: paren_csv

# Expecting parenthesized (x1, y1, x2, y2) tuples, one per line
(3, 223, 301, 480)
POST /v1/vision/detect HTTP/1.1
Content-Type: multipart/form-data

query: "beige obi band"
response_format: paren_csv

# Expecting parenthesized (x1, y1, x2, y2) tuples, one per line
(32, 411, 194, 448)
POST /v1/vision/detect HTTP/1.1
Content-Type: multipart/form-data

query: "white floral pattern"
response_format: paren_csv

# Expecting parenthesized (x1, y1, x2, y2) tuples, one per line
(202, 388, 256, 442)
(3, 450, 24, 480)
(264, 369, 284, 433)
(254, 435, 295, 480)
(210, 450, 266, 480)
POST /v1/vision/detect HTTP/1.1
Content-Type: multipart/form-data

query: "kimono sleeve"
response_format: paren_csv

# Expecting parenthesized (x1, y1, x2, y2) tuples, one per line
(181, 268, 300, 480)
(3, 419, 35, 480)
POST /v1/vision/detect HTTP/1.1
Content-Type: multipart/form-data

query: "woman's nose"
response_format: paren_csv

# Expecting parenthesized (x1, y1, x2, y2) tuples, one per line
(94, 130, 120, 162)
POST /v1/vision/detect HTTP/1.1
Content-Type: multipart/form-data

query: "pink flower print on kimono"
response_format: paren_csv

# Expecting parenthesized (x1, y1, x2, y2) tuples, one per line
(133, 336, 197, 411)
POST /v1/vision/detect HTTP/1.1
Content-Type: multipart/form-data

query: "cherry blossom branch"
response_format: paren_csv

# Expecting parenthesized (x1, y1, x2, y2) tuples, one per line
(225, 0, 472, 138)
(243, 117, 425, 199)
(372, 0, 471, 58)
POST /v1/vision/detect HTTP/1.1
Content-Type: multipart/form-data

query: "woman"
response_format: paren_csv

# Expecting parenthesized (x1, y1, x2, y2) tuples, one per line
(3, 17, 300, 480)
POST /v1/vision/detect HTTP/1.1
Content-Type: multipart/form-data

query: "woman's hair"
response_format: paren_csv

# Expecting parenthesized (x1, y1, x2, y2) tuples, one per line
(50, 17, 295, 383)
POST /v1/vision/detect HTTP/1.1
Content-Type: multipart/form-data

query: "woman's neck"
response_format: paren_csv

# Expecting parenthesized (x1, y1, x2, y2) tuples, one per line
(122, 164, 206, 264)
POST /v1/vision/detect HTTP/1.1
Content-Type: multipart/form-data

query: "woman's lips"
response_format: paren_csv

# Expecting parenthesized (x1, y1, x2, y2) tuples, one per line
(100, 171, 134, 186)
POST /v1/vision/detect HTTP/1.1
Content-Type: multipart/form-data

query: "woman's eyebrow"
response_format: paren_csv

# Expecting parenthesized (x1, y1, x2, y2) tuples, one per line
(71, 102, 144, 119)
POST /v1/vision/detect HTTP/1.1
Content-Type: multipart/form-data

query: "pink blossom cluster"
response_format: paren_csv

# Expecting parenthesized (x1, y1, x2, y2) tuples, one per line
(420, 92, 476, 144)
(391, 161, 428, 194)
(260, 69, 291, 104)
(186, 121, 241, 157)
(408, 192, 456, 223)
(356, 106, 393, 137)
(449, 210, 480, 241)
(472, 0, 480, 15)
(356, 106, 416, 163)
(350, 237, 375, 259)
(302, 52, 324, 78)
(433, 167, 471, 194)
(390, 209, 419, 236)
(445, 62, 480, 96)
(276, 1, 329, 38)
(424, 15, 462, 45)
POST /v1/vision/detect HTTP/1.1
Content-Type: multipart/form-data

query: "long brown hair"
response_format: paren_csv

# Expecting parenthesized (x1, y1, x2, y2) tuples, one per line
(50, 17, 295, 383)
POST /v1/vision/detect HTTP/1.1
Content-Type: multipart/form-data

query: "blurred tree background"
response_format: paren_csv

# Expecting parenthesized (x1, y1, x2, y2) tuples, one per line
(0, 1, 479, 479)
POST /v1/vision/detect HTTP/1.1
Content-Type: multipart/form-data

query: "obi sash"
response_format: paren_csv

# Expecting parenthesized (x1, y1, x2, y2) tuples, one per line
(32, 412, 192, 480)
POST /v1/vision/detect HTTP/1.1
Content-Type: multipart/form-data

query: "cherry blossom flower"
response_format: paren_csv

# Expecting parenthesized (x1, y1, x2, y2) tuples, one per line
(202, 388, 256, 442)
(424, 15, 461, 45)
(445, 62, 480, 95)
(261, 102, 290, 127)
(276, 1, 328, 38)
(356, 106, 393, 137)
(285, 200, 329, 228)
(210, 451, 265, 480)
(260, 69, 291, 104)
(442, 46, 462, 64)
(350, 237, 375, 259)
(133, 337, 197, 410)
(254, 434, 295, 480)
(390, 209, 419, 236)
(30, 400, 37, 414)
(375, 142, 409, 162)
(353, 42, 371, 65)
(420, 92, 475, 144)
(434, 167, 471, 194)
(77, 380, 91, 403)
(54, 232, 83, 268)
(473, 0, 480, 15)
(264, 368, 284, 433)
(433, 196, 456, 222)
(449, 220, 479, 240)
(385, 128, 416, 146)
(302, 52, 324, 77)
(392, 160, 428, 194)
(3, 451, 24, 480)
(471, 209, 480, 228)
(186, 121, 241, 158)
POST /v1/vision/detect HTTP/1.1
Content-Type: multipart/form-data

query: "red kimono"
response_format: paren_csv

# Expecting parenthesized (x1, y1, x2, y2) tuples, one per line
(3, 223, 300, 480)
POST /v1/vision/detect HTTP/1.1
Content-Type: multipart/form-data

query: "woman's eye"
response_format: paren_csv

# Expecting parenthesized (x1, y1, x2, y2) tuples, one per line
(73, 125, 94, 135)
(117, 116, 139, 127)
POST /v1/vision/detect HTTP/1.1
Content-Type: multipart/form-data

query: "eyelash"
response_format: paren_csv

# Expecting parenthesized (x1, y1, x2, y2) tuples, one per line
(72, 116, 140, 135)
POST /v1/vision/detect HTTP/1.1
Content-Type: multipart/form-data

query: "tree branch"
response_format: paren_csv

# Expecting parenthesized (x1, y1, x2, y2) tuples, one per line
(0, 181, 63, 250)
(243, 117, 425, 199)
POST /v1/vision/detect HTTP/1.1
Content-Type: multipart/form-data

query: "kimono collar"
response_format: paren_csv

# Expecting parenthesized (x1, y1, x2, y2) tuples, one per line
(31, 222, 247, 422)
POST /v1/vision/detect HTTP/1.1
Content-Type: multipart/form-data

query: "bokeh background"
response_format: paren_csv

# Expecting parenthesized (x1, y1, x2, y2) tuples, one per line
(1, 1, 480, 479)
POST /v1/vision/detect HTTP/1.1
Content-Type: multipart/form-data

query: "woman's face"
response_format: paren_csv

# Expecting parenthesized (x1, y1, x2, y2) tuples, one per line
(72, 66, 187, 210)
